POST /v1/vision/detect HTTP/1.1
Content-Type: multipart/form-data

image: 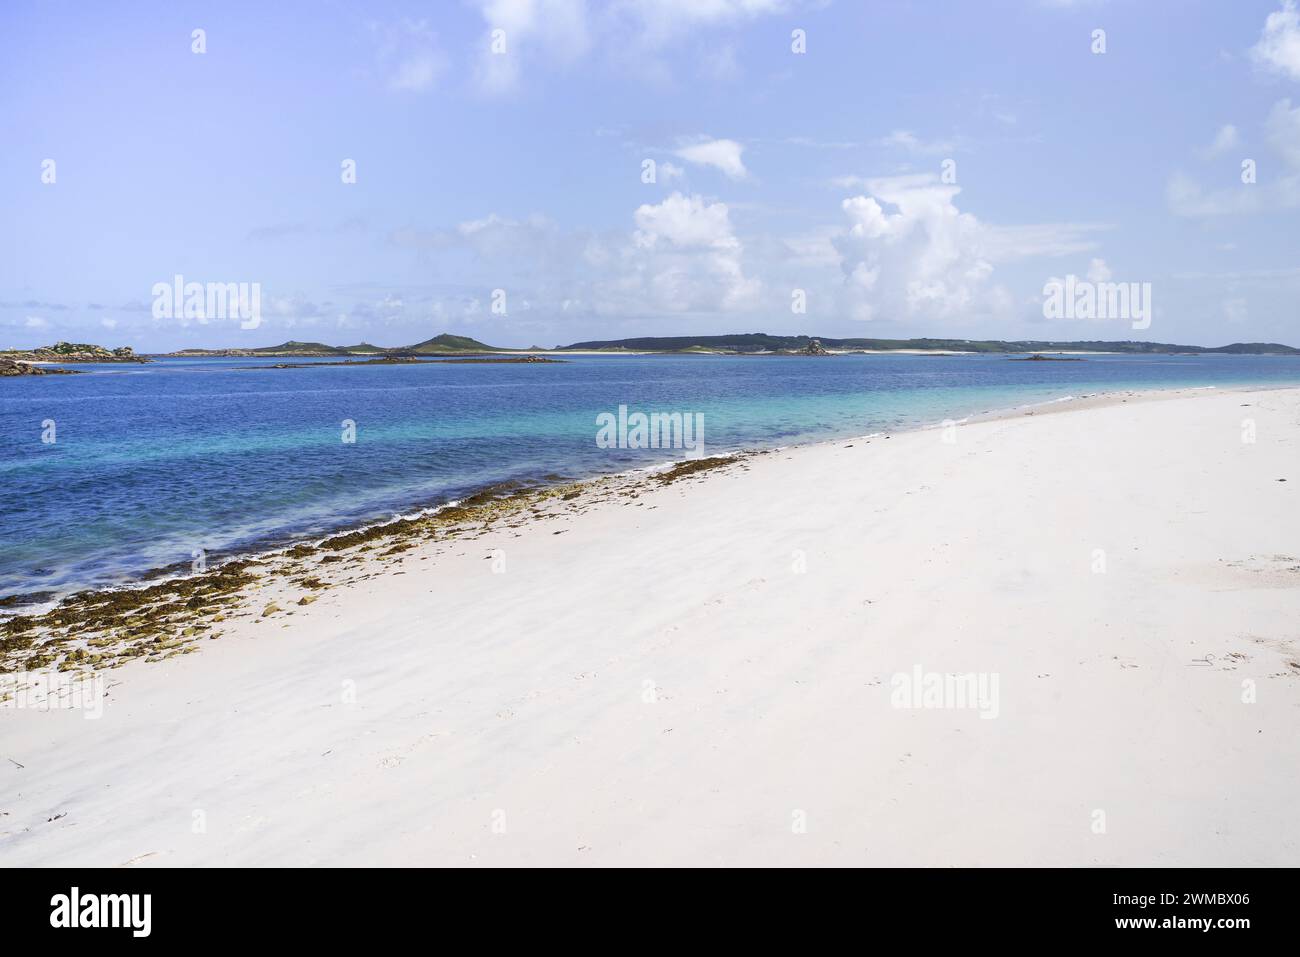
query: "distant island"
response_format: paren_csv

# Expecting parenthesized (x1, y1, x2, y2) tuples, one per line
(555, 334, 1300, 356)
(155, 332, 1300, 357)
(164, 333, 505, 358)
(4, 333, 1299, 367)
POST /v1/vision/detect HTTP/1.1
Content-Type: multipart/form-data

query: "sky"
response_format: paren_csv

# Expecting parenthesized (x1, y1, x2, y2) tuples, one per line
(3, 0, 1300, 351)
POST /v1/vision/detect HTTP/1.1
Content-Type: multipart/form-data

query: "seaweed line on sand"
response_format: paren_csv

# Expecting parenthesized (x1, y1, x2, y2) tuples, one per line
(0, 455, 740, 679)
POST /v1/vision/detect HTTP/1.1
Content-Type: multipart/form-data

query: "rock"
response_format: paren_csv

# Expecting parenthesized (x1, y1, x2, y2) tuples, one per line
(0, 358, 81, 376)
(261, 603, 282, 617)
(797, 338, 831, 356)
(297, 595, 318, 606)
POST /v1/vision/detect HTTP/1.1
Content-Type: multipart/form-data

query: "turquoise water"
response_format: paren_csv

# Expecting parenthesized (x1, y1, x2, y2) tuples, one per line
(2, 352, 1298, 598)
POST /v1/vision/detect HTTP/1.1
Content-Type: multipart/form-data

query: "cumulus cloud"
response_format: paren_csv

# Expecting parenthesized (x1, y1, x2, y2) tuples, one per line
(673, 138, 748, 179)
(1251, 1, 1300, 80)
(624, 192, 760, 312)
(831, 175, 998, 321)
(376, 179, 1108, 331)
(825, 175, 1106, 322)
(389, 193, 759, 319)
(634, 192, 738, 249)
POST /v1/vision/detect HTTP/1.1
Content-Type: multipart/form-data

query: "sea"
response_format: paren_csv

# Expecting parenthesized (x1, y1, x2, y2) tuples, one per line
(2, 352, 1298, 599)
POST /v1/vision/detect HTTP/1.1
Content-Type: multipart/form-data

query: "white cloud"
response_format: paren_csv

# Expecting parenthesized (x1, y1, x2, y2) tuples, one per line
(1165, 171, 1262, 217)
(1200, 124, 1241, 158)
(370, 19, 448, 93)
(614, 0, 792, 44)
(980, 222, 1109, 260)
(784, 136, 860, 150)
(1086, 258, 1112, 282)
(827, 174, 1106, 323)
(673, 138, 748, 179)
(471, 0, 593, 94)
(389, 54, 445, 92)
(1266, 98, 1300, 168)
(832, 175, 997, 321)
(1251, 1, 1300, 81)
(877, 130, 956, 156)
(390, 193, 759, 319)
(702, 41, 740, 81)
(25, 316, 48, 329)
(659, 161, 685, 181)
(382, 179, 1108, 330)
(470, 0, 797, 91)
(633, 192, 737, 249)
(627, 192, 759, 312)
(1168, 99, 1300, 217)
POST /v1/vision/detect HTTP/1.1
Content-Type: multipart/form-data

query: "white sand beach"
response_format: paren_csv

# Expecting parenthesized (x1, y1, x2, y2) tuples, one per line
(2, 385, 1298, 867)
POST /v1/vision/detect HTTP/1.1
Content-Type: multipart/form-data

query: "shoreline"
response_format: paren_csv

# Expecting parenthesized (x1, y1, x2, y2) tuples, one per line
(0, 380, 1264, 614)
(2, 382, 1296, 865)
(2, 381, 1294, 671)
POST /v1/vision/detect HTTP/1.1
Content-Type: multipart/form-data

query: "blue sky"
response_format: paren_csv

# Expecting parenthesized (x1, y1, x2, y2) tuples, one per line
(3, 0, 1300, 350)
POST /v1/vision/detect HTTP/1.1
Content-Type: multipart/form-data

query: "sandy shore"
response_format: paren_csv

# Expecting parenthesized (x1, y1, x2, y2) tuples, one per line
(2, 385, 1298, 866)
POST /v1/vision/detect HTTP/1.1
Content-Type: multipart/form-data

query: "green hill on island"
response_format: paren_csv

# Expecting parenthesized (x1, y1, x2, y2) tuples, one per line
(405, 334, 502, 354)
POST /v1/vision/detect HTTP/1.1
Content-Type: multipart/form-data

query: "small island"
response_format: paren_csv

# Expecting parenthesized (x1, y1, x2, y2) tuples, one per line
(250, 354, 565, 370)
(0, 357, 82, 376)
(0, 341, 145, 363)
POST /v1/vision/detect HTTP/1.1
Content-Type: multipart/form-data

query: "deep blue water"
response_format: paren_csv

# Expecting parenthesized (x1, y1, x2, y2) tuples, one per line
(2, 353, 1298, 597)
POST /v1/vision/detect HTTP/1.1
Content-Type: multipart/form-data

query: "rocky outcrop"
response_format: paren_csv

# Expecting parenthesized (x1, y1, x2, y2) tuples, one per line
(0, 358, 82, 376)
(4, 342, 145, 363)
(798, 338, 831, 356)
